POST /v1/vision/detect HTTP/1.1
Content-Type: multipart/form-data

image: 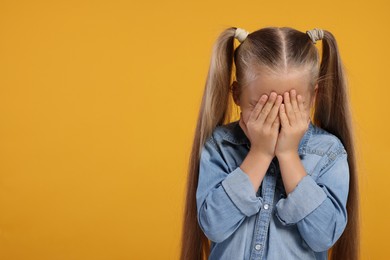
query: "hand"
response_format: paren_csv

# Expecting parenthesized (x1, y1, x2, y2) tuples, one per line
(239, 92, 283, 160)
(275, 89, 310, 157)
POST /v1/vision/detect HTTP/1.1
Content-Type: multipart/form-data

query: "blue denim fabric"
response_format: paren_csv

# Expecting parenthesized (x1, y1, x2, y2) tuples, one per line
(196, 120, 349, 260)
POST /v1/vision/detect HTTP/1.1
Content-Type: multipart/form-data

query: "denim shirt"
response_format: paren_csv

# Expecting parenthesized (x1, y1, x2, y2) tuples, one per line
(196, 120, 349, 260)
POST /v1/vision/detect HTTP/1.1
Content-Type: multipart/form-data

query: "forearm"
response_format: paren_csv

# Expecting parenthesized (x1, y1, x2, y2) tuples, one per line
(240, 150, 273, 194)
(277, 152, 307, 195)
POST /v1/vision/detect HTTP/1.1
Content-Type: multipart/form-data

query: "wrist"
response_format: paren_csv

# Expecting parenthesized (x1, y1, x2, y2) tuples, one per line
(275, 150, 300, 161)
(248, 149, 274, 163)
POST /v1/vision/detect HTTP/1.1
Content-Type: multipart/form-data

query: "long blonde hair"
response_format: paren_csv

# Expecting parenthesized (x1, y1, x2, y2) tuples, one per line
(180, 26, 360, 260)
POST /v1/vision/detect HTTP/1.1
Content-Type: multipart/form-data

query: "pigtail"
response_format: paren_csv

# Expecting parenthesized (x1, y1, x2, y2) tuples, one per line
(313, 30, 360, 260)
(179, 27, 237, 260)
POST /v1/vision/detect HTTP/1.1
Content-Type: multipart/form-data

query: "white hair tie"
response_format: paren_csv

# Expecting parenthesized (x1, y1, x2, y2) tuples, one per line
(234, 28, 249, 43)
(306, 28, 324, 44)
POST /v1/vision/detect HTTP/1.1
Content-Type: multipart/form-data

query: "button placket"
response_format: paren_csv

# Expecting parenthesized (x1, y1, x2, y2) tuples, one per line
(249, 172, 277, 260)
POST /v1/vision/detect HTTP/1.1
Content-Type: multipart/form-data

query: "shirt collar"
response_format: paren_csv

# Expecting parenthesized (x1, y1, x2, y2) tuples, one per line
(221, 119, 314, 154)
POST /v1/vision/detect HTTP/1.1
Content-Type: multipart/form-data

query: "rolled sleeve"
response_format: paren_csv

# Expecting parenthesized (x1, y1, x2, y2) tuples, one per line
(275, 151, 350, 252)
(222, 166, 264, 217)
(196, 137, 263, 242)
(275, 175, 327, 225)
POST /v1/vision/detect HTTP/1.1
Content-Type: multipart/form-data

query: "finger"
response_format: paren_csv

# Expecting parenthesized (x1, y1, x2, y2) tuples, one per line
(283, 91, 296, 124)
(279, 103, 290, 127)
(249, 94, 268, 123)
(272, 115, 280, 131)
(297, 95, 305, 114)
(290, 89, 301, 120)
(257, 92, 277, 123)
(265, 95, 282, 126)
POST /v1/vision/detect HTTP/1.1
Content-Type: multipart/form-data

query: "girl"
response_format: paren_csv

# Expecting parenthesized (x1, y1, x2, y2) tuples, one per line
(180, 26, 359, 260)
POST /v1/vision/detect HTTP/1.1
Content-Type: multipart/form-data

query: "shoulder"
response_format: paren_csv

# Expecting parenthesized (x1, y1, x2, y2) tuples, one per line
(202, 122, 234, 156)
(200, 123, 240, 170)
(304, 123, 348, 170)
(201, 121, 245, 164)
(211, 120, 250, 147)
(295, 123, 350, 179)
(212, 121, 237, 141)
(204, 121, 243, 147)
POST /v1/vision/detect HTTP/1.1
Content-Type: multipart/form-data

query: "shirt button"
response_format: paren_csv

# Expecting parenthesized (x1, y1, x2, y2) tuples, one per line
(270, 168, 274, 173)
(255, 244, 262, 250)
(263, 204, 269, 210)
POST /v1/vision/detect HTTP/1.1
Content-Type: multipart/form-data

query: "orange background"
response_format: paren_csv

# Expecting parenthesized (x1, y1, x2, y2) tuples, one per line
(0, 0, 388, 259)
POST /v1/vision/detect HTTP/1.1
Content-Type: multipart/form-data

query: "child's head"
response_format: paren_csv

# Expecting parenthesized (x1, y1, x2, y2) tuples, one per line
(230, 27, 320, 124)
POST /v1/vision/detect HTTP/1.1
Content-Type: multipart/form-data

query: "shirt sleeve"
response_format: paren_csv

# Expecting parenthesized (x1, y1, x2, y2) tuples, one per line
(196, 137, 264, 243)
(274, 151, 350, 252)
